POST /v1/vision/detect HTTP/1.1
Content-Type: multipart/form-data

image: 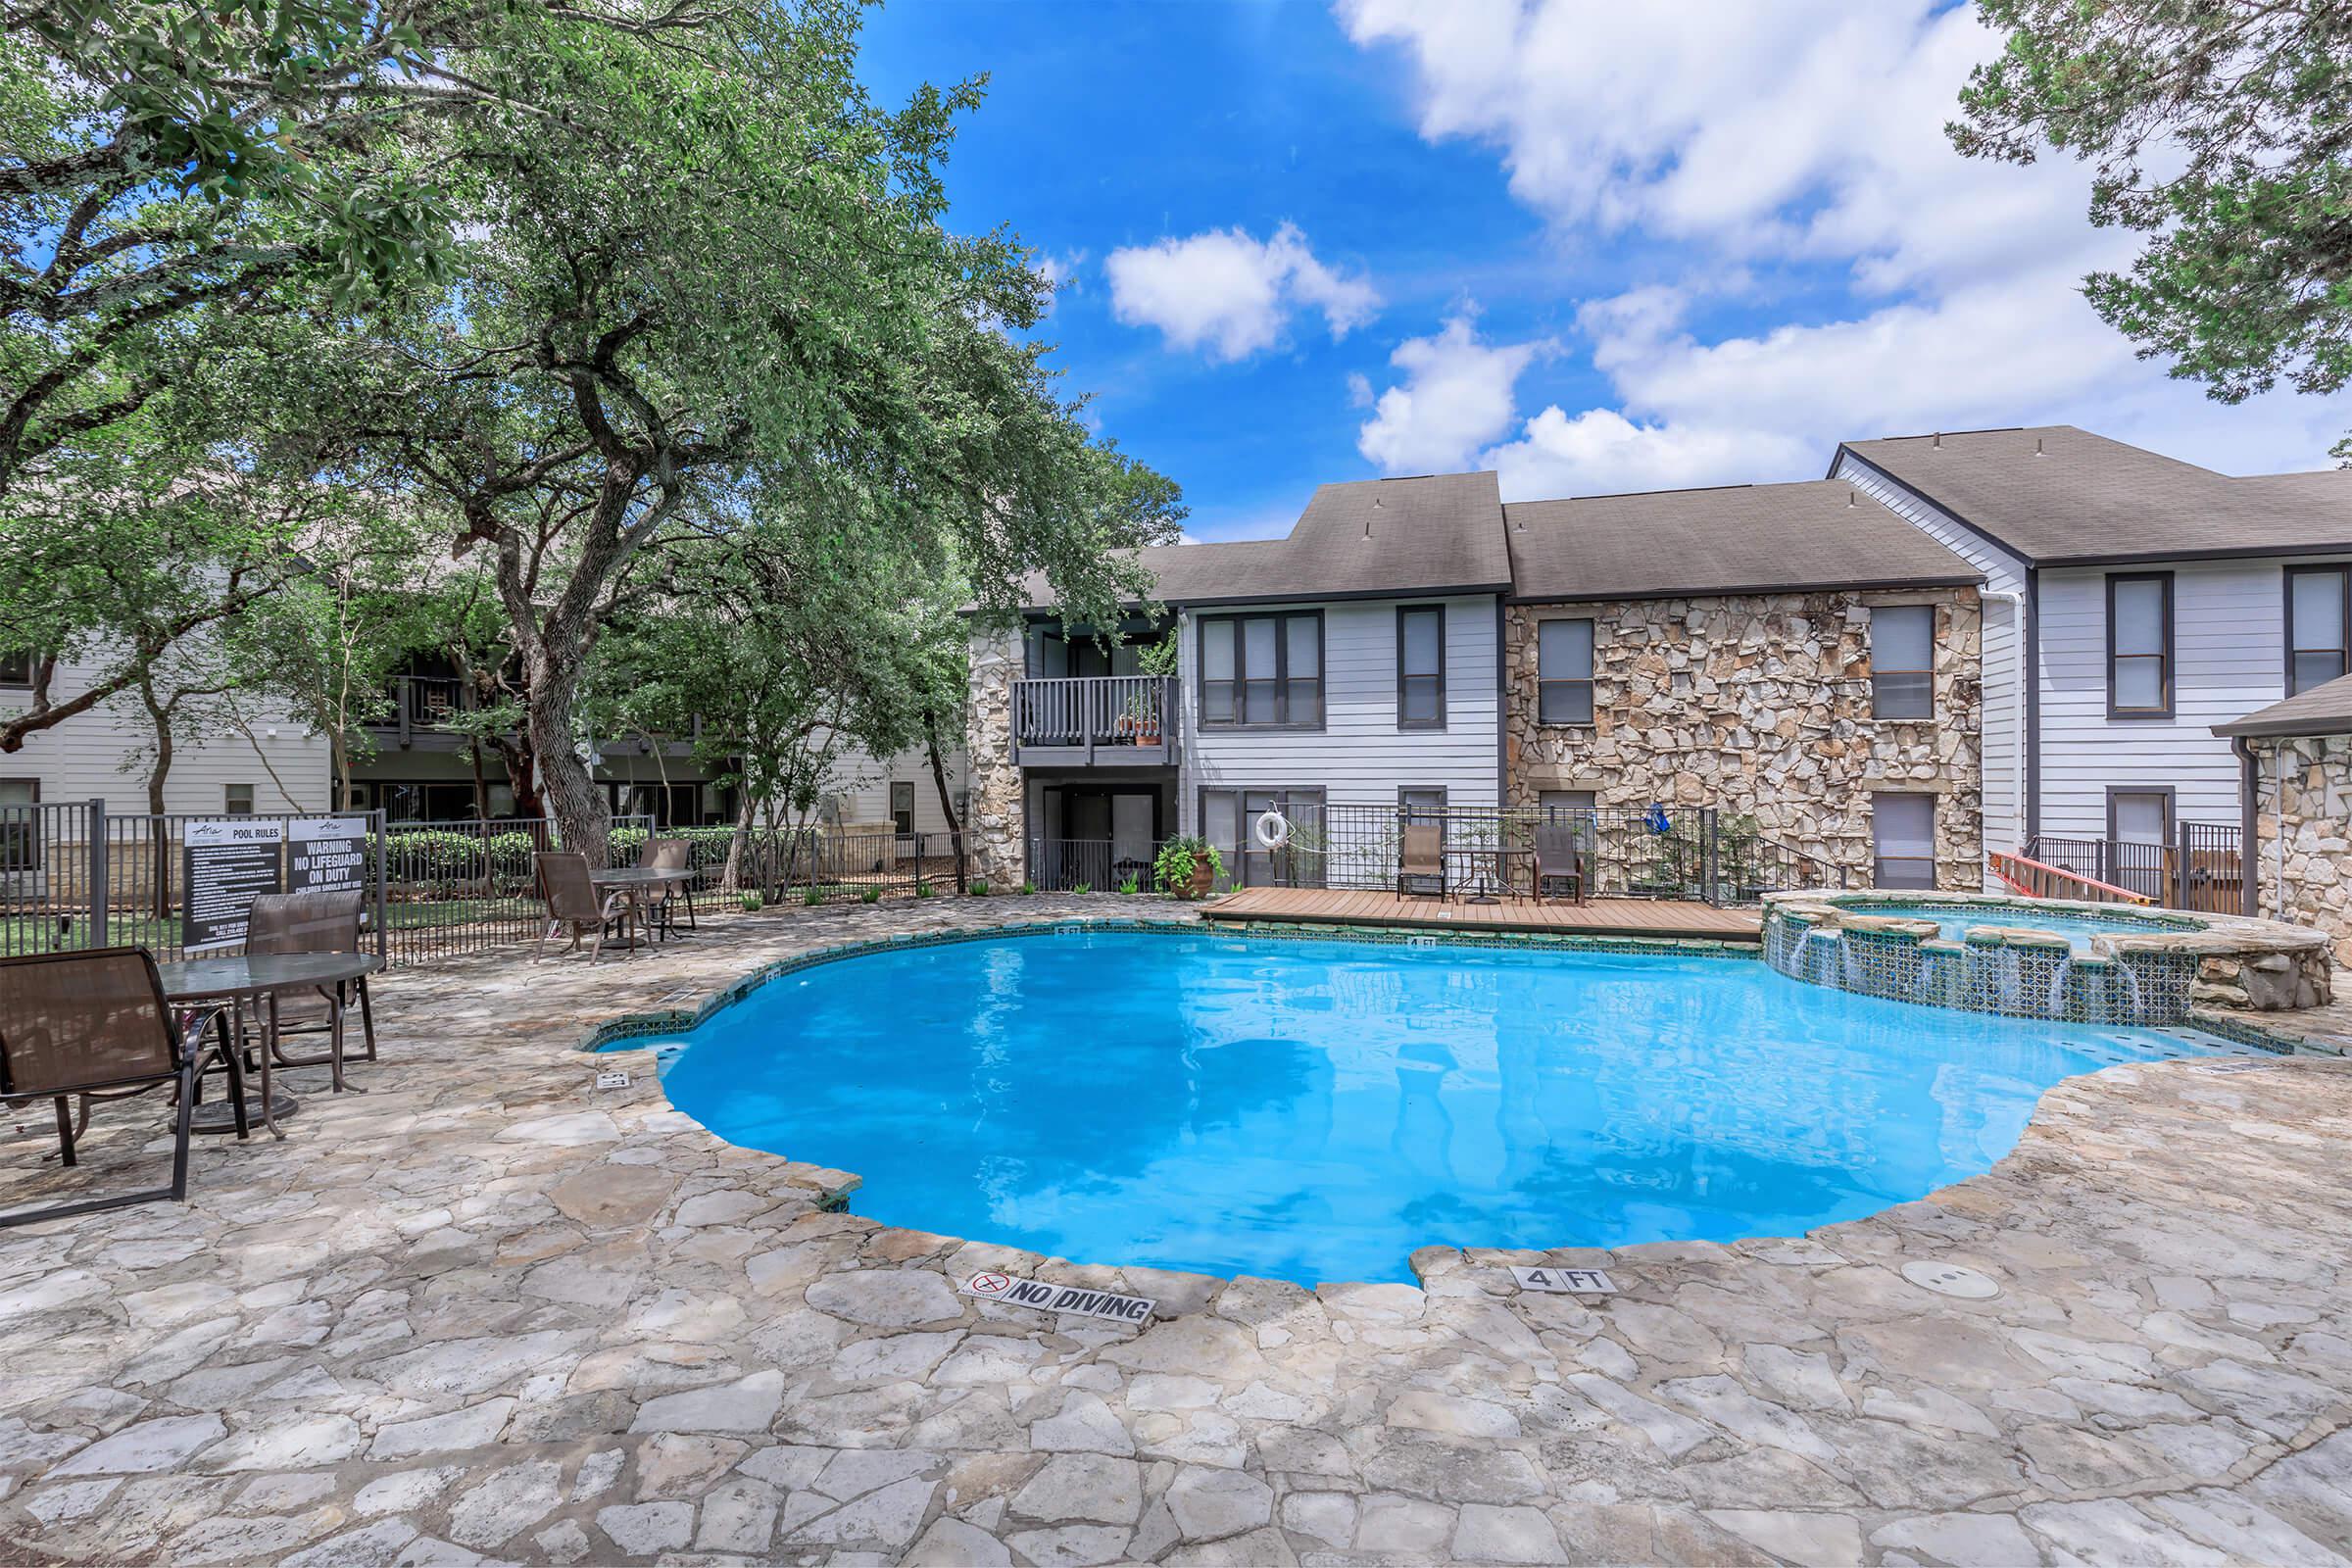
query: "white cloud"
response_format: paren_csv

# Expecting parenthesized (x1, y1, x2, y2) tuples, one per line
(1338, 0, 2352, 492)
(1105, 222, 1378, 362)
(1357, 314, 1551, 473)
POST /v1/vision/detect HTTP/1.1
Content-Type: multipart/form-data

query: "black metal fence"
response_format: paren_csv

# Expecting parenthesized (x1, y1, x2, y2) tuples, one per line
(1025, 837, 1166, 894)
(655, 825, 964, 907)
(1221, 804, 1842, 906)
(2026, 822, 2244, 913)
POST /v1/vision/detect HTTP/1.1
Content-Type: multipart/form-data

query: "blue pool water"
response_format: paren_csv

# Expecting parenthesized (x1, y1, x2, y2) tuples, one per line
(651, 931, 2229, 1285)
(1859, 903, 2199, 953)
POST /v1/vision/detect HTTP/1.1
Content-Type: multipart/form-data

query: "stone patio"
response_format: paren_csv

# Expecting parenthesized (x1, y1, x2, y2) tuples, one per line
(1, 895, 2349, 1566)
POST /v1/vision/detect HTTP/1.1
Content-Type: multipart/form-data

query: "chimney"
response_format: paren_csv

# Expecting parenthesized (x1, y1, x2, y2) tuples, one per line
(1847, 489, 1857, 507)
(1933, 431, 1942, 449)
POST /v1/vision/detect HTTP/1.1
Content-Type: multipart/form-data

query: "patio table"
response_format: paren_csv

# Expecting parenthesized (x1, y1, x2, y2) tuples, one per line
(592, 864, 698, 943)
(159, 953, 385, 1139)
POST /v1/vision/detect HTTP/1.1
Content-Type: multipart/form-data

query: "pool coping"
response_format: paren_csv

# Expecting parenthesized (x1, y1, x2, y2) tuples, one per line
(576, 914, 1765, 1053)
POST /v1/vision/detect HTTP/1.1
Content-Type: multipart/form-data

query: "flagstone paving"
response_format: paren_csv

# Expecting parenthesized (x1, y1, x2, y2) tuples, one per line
(1, 895, 2349, 1565)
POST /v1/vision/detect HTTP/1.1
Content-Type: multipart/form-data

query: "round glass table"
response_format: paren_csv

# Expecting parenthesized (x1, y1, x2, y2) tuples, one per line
(158, 953, 386, 1137)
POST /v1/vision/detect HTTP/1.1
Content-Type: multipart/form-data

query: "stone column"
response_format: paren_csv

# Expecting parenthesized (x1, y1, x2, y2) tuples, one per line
(964, 623, 1027, 888)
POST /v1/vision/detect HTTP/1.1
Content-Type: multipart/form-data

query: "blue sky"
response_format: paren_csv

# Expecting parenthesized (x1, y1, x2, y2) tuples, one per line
(861, 1, 2352, 543)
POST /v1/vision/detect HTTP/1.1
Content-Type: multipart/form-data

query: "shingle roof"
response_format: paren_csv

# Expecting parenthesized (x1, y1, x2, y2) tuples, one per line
(2213, 671, 2352, 738)
(1838, 425, 2352, 564)
(1502, 481, 1980, 602)
(1016, 471, 1513, 610)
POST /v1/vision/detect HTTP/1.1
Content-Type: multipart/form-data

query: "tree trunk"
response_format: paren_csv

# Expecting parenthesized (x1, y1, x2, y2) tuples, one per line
(718, 786, 760, 894)
(923, 710, 965, 894)
(138, 677, 172, 918)
(527, 648, 610, 865)
(469, 741, 490, 823)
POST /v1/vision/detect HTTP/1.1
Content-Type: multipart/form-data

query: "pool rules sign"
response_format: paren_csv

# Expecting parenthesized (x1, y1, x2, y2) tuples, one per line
(182, 818, 285, 953)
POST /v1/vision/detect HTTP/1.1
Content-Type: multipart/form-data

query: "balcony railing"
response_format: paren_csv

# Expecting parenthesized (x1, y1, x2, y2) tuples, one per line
(373, 675, 470, 745)
(1010, 676, 1177, 767)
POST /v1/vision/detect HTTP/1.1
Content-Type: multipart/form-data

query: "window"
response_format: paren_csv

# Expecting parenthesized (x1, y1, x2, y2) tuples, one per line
(890, 781, 915, 836)
(1872, 793, 1936, 890)
(1198, 612, 1322, 729)
(1396, 606, 1446, 729)
(1537, 618, 1594, 724)
(1870, 605, 1935, 719)
(2106, 571, 2174, 717)
(223, 783, 256, 815)
(0, 650, 30, 690)
(0, 778, 35, 871)
(1539, 789, 1595, 819)
(2108, 789, 2173, 845)
(1200, 786, 1323, 888)
(2286, 565, 2351, 696)
(1397, 786, 1446, 823)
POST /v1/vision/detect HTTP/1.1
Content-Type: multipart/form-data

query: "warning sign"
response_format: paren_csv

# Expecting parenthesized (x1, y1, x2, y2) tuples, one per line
(288, 815, 368, 893)
(960, 1272, 1156, 1325)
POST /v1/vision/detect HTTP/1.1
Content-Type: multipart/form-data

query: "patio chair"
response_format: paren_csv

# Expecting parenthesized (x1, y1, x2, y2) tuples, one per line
(0, 948, 244, 1227)
(644, 836, 698, 940)
(1534, 821, 1587, 905)
(248, 889, 374, 1093)
(535, 851, 638, 963)
(1396, 821, 1447, 901)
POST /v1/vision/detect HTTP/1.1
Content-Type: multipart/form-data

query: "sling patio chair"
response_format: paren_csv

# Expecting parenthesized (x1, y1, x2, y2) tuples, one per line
(1396, 820, 1448, 901)
(247, 889, 375, 1094)
(0, 947, 244, 1227)
(1534, 820, 1588, 905)
(535, 851, 639, 963)
(643, 836, 698, 941)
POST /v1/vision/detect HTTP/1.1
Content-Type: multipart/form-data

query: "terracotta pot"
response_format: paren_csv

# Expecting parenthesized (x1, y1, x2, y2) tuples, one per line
(1186, 865, 1215, 900)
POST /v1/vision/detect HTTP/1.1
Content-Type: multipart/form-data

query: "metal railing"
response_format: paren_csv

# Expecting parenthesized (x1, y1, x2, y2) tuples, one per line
(2024, 824, 2243, 913)
(662, 825, 964, 906)
(1010, 676, 1177, 764)
(1229, 804, 1843, 906)
(1025, 837, 1165, 894)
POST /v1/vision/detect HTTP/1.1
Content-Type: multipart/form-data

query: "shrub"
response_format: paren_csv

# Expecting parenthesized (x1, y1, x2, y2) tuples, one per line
(803, 887, 824, 906)
(914, 882, 935, 899)
(1070, 882, 1091, 896)
(1118, 875, 1141, 895)
(1018, 881, 1036, 895)
(1153, 837, 1225, 897)
(740, 890, 763, 912)
(860, 887, 881, 905)
(968, 879, 990, 897)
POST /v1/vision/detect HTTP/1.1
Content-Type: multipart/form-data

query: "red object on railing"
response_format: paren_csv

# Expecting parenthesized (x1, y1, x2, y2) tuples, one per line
(1986, 850, 2156, 906)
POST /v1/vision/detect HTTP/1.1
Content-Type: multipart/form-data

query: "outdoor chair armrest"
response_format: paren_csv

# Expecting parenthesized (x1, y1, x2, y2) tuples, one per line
(174, 1004, 232, 1066)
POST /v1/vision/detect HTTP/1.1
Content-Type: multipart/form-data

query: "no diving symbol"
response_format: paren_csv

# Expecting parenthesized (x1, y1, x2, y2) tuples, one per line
(967, 1272, 1012, 1298)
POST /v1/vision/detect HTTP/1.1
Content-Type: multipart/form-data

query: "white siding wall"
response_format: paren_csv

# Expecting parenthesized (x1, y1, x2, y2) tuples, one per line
(1836, 453, 2028, 881)
(0, 650, 330, 815)
(819, 745, 967, 835)
(1176, 594, 1500, 832)
(2035, 557, 2349, 836)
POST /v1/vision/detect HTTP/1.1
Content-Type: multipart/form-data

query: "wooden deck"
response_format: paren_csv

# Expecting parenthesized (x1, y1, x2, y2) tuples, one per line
(1198, 886, 1761, 942)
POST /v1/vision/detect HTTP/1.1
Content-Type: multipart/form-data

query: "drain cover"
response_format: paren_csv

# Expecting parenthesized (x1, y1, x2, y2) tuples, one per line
(1901, 1260, 1999, 1299)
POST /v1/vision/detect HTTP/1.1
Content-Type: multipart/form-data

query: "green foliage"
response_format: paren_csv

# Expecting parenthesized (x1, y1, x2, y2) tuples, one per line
(914, 882, 936, 899)
(1153, 837, 1225, 896)
(1018, 881, 1036, 895)
(740, 890, 764, 913)
(1134, 631, 1181, 680)
(1118, 875, 1141, 895)
(803, 887, 824, 907)
(1070, 882, 1091, 895)
(1954, 2, 2352, 447)
(968, 879, 990, 897)
(860, 887, 881, 905)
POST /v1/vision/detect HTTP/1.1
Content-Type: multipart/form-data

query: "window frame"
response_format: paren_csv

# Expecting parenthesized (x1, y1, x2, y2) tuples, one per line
(1395, 604, 1447, 731)
(889, 780, 916, 837)
(1868, 604, 1936, 721)
(1535, 616, 1595, 727)
(1870, 791, 1937, 891)
(1196, 611, 1326, 732)
(0, 650, 31, 691)
(0, 776, 39, 872)
(1198, 785, 1326, 888)
(2105, 785, 2176, 846)
(2105, 570, 2176, 720)
(2283, 564, 2352, 698)
(222, 783, 257, 816)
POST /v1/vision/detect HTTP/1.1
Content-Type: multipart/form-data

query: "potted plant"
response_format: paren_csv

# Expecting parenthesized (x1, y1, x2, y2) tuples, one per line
(1154, 836, 1226, 900)
(1124, 636, 1179, 747)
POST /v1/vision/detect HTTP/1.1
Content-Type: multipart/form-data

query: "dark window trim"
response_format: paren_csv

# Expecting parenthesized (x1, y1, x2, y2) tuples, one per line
(2105, 784, 2177, 845)
(1535, 615, 1595, 727)
(2283, 564, 2352, 697)
(1396, 604, 1447, 731)
(0, 775, 40, 872)
(1196, 610, 1327, 732)
(1868, 603, 1936, 721)
(0, 650, 31, 690)
(1196, 784, 1327, 888)
(889, 780, 916, 835)
(2105, 569, 2175, 720)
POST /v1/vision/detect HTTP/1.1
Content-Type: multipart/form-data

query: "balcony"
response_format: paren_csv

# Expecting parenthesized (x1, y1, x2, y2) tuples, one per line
(1010, 676, 1177, 767)
(373, 675, 471, 748)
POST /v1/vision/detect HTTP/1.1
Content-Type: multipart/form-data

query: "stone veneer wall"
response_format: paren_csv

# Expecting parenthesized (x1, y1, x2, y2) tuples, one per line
(2249, 733, 2352, 965)
(1506, 588, 1984, 889)
(963, 623, 1027, 888)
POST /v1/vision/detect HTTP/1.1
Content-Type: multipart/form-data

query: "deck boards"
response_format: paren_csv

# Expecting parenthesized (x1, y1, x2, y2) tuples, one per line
(1197, 886, 1761, 942)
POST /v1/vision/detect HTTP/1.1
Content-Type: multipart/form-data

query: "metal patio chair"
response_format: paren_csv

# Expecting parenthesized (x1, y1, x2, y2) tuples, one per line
(535, 851, 638, 963)
(0, 948, 243, 1227)
(1396, 821, 1448, 901)
(1534, 821, 1587, 905)
(643, 836, 698, 940)
(248, 889, 375, 1092)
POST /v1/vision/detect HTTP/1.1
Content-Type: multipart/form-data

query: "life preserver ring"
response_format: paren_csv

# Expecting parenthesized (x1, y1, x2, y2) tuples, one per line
(1252, 809, 1292, 850)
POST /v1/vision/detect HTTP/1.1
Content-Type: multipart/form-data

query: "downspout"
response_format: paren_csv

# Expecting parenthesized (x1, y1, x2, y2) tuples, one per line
(2231, 735, 2260, 918)
(2272, 743, 2287, 922)
(1980, 586, 2027, 868)
(2023, 566, 2041, 843)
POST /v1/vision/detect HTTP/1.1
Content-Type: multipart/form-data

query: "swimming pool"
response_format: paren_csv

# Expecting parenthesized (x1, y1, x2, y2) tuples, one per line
(1860, 903, 2197, 953)
(648, 929, 2231, 1285)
